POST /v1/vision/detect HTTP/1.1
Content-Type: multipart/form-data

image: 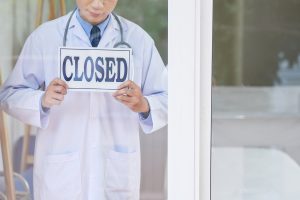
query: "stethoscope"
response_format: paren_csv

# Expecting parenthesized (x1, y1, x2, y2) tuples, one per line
(63, 8, 132, 49)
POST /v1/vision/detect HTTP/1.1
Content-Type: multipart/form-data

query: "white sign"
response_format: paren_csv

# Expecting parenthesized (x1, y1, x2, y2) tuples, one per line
(59, 47, 132, 92)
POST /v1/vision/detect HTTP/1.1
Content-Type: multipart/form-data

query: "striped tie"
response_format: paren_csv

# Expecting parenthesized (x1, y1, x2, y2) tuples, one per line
(90, 26, 101, 47)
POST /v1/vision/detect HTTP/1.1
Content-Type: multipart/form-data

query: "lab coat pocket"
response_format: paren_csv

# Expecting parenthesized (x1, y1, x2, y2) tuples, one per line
(105, 150, 139, 199)
(42, 152, 81, 200)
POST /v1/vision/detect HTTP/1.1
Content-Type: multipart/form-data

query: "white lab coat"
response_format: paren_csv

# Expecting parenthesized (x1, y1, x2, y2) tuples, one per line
(0, 12, 167, 200)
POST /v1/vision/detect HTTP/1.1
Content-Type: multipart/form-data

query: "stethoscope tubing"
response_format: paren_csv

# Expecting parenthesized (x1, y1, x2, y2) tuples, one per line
(63, 8, 132, 49)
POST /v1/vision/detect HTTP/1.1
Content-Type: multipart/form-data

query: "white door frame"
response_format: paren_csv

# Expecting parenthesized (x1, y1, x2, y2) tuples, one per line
(168, 0, 212, 199)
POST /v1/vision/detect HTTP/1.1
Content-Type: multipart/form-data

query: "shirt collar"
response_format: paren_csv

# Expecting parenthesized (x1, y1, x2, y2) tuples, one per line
(76, 9, 111, 37)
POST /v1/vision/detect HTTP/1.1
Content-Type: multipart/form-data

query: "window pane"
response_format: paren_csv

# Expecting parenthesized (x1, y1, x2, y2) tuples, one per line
(212, 0, 300, 199)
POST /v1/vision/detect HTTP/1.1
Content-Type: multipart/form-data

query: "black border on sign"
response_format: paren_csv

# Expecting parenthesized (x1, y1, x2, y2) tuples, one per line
(59, 47, 131, 91)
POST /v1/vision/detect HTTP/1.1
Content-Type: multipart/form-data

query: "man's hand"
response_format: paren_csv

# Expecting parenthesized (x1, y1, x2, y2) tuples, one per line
(42, 78, 68, 109)
(113, 80, 149, 113)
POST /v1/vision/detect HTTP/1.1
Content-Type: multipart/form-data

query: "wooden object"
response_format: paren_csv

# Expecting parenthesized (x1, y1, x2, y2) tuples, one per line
(48, 0, 56, 20)
(59, 0, 66, 16)
(35, 0, 44, 27)
(0, 111, 16, 200)
(36, 0, 67, 27)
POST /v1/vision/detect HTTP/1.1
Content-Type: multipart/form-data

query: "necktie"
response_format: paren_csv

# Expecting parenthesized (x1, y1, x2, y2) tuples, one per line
(90, 26, 101, 47)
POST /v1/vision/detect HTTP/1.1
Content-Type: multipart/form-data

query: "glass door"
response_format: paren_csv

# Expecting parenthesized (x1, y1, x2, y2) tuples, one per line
(212, 1, 300, 199)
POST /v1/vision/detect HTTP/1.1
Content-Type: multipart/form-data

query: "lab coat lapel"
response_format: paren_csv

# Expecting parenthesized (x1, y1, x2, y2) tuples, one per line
(64, 12, 91, 47)
(99, 14, 126, 48)
(72, 20, 91, 46)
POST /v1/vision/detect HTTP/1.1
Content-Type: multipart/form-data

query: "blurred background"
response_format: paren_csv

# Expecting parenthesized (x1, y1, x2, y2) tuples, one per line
(212, 0, 300, 199)
(0, 0, 167, 199)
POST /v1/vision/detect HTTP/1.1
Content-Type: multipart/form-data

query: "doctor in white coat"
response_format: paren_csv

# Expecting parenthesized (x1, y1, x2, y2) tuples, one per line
(0, 0, 167, 199)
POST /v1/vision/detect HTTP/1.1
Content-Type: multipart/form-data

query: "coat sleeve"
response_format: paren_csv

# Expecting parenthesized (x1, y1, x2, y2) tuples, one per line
(0, 31, 49, 128)
(139, 38, 168, 134)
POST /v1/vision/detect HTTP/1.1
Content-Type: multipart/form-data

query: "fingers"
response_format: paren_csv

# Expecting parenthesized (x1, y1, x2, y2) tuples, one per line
(113, 80, 149, 113)
(114, 80, 137, 97)
(113, 80, 137, 103)
(52, 78, 69, 90)
(115, 94, 132, 103)
(113, 87, 134, 97)
(117, 80, 135, 90)
(42, 78, 68, 109)
(50, 91, 65, 101)
(50, 78, 68, 93)
(44, 96, 63, 106)
(42, 93, 64, 108)
(53, 85, 67, 95)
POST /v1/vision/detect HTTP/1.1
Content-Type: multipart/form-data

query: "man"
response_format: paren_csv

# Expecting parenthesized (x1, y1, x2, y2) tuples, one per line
(0, 0, 167, 199)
